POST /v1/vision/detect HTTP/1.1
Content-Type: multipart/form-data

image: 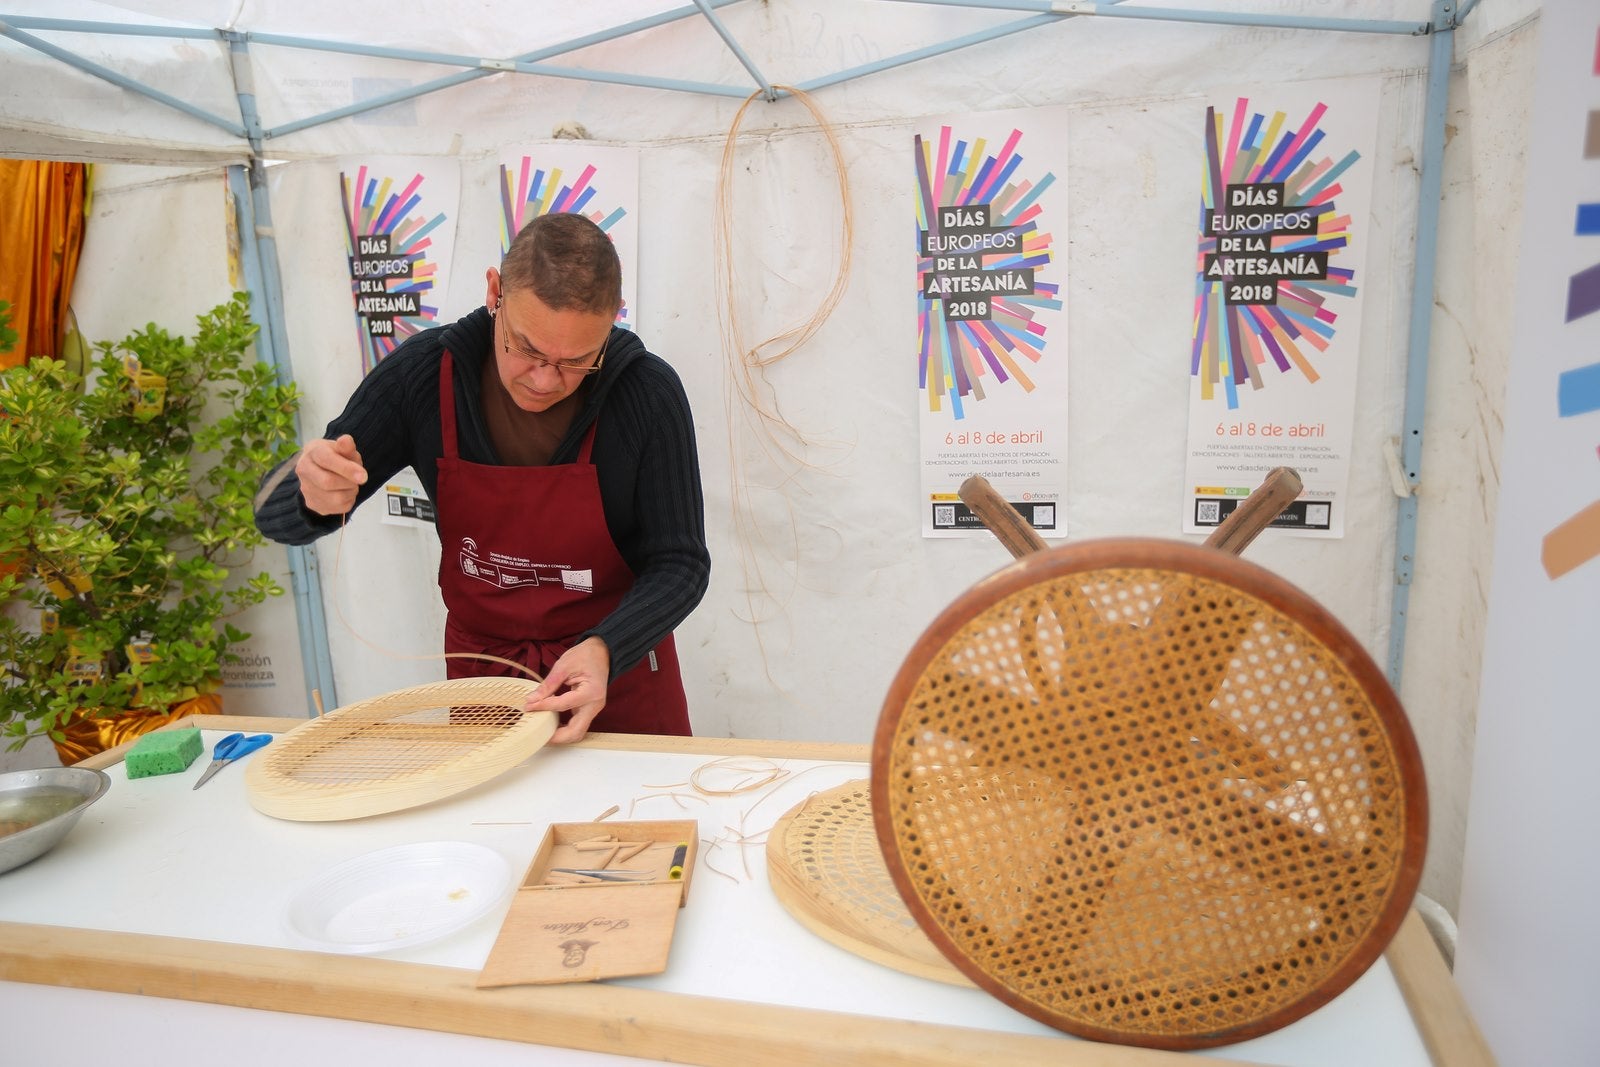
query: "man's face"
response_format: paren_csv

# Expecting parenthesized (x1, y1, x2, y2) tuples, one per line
(486, 271, 614, 413)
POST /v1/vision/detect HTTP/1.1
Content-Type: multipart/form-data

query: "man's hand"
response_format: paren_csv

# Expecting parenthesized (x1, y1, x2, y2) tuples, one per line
(526, 636, 611, 744)
(296, 434, 367, 516)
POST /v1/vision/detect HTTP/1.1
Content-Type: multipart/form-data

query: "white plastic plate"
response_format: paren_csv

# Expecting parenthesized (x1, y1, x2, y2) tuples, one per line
(284, 841, 513, 954)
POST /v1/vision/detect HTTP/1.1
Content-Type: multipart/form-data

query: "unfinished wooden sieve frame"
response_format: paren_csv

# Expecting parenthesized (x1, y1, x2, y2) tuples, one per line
(871, 538, 1428, 1050)
(246, 677, 555, 821)
(767, 780, 974, 987)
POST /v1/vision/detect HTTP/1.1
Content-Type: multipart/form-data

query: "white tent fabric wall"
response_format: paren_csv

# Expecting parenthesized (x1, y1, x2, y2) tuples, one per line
(1408, 12, 1536, 932)
(0, 1, 1539, 926)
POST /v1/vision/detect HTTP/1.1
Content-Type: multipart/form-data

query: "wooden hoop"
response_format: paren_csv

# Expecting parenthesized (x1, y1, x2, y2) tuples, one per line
(766, 780, 973, 987)
(246, 678, 555, 821)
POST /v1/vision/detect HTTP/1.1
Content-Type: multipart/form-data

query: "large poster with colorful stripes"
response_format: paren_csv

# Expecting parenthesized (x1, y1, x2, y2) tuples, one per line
(915, 107, 1069, 539)
(1182, 79, 1379, 538)
(1456, 3, 1600, 1060)
(339, 158, 459, 376)
(496, 145, 639, 329)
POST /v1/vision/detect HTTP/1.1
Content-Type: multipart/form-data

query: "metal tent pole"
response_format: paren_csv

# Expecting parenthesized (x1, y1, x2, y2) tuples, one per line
(1386, 0, 1459, 686)
(226, 34, 339, 715)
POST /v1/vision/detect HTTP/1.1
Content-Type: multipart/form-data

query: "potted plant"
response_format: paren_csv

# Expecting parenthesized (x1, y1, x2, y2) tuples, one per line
(0, 294, 301, 760)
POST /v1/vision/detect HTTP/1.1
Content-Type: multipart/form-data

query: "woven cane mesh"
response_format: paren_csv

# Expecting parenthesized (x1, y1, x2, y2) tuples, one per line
(767, 781, 971, 985)
(872, 541, 1426, 1049)
(246, 678, 553, 821)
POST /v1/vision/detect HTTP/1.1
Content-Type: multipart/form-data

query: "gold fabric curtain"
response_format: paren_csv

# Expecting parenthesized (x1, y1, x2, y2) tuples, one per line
(0, 159, 89, 368)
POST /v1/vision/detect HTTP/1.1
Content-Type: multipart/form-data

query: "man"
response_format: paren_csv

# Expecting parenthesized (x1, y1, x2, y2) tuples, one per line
(254, 213, 709, 743)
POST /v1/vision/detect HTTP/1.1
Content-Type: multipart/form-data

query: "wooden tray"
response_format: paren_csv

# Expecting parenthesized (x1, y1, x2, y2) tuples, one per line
(479, 819, 698, 987)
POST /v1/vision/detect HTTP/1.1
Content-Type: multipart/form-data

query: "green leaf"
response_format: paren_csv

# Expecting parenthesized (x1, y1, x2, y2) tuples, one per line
(0, 296, 299, 744)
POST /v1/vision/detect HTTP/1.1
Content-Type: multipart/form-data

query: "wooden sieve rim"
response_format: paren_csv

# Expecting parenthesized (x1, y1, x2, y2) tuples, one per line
(246, 677, 554, 822)
(870, 537, 1428, 1049)
(766, 780, 974, 986)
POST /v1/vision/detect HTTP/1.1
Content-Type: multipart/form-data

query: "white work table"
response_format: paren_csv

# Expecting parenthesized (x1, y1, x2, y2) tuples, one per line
(0, 716, 1488, 1067)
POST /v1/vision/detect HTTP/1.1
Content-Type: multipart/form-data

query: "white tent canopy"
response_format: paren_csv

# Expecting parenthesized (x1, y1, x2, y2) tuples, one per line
(0, 0, 1539, 944)
(4, 1, 1457, 161)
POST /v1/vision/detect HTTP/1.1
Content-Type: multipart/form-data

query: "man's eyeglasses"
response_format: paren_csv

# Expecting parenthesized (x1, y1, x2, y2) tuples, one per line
(495, 300, 608, 376)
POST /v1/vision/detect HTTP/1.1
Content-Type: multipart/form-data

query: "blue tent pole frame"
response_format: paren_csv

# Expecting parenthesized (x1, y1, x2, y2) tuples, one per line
(0, 19, 246, 136)
(250, 0, 749, 137)
(692, 0, 776, 101)
(226, 31, 339, 716)
(876, 0, 1429, 36)
(797, 14, 1063, 93)
(1386, 0, 1461, 687)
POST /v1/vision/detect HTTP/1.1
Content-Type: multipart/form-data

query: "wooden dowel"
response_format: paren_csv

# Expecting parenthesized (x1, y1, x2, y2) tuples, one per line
(962, 467, 1303, 563)
(616, 841, 651, 863)
(1203, 466, 1303, 557)
(958, 475, 1048, 559)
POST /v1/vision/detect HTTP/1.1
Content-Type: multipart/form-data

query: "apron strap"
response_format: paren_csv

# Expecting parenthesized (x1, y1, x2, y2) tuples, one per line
(439, 350, 460, 460)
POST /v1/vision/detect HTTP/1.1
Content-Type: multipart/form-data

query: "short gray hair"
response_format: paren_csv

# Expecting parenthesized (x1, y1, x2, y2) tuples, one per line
(500, 212, 622, 315)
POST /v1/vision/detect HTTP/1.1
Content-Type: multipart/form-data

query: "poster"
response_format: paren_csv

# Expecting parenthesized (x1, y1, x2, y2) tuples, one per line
(380, 467, 436, 528)
(915, 108, 1069, 539)
(1182, 79, 1380, 537)
(497, 145, 640, 328)
(1455, 4, 1600, 1061)
(339, 158, 460, 374)
(215, 550, 310, 716)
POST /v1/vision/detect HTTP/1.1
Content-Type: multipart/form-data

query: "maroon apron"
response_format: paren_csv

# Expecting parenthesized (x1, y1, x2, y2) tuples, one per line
(434, 351, 690, 736)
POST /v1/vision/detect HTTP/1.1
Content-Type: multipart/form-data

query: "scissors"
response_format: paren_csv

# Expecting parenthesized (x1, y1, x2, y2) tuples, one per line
(192, 732, 272, 790)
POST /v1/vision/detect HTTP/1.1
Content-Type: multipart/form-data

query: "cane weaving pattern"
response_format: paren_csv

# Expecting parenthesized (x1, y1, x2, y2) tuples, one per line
(873, 544, 1425, 1048)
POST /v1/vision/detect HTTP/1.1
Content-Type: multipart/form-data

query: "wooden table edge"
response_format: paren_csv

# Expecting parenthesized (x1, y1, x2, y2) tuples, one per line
(1383, 911, 1497, 1066)
(0, 921, 1272, 1067)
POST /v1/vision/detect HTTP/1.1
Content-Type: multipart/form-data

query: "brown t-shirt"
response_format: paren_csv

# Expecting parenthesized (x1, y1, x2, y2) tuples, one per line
(479, 357, 589, 466)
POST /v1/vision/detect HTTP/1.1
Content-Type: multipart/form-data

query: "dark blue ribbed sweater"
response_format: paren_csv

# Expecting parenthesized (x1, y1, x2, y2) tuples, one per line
(252, 307, 710, 680)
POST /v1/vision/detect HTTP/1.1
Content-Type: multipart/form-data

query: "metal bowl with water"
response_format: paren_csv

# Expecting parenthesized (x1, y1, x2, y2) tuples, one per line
(0, 767, 111, 875)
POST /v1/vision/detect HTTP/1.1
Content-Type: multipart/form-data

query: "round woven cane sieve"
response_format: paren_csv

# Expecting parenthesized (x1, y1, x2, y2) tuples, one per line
(767, 780, 972, 986)
(246, 677, 555, 821)
(871, 539, 1427, 1050)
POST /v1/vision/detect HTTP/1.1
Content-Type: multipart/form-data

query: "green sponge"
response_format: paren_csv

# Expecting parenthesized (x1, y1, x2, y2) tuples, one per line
(126, 727, 203, 779)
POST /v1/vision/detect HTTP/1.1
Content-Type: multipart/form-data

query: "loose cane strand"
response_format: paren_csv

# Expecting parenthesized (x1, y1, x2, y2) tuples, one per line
(328, 511, 543, 683)
(714, 86, 855, 684)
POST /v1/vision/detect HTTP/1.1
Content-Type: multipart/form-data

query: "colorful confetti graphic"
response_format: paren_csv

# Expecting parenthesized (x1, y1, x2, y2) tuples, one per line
(341, 166, 447, 374)
(915, 126, 1061, 421)
(498, 158, 631, 326)
(1191, 98, 1361, 410)
(1539, 22, 1600, 579)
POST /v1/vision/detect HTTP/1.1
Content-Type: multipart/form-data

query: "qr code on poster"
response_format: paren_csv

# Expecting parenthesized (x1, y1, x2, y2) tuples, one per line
(1196, 500, 1221, 525)
(934, 504, 956, 528)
